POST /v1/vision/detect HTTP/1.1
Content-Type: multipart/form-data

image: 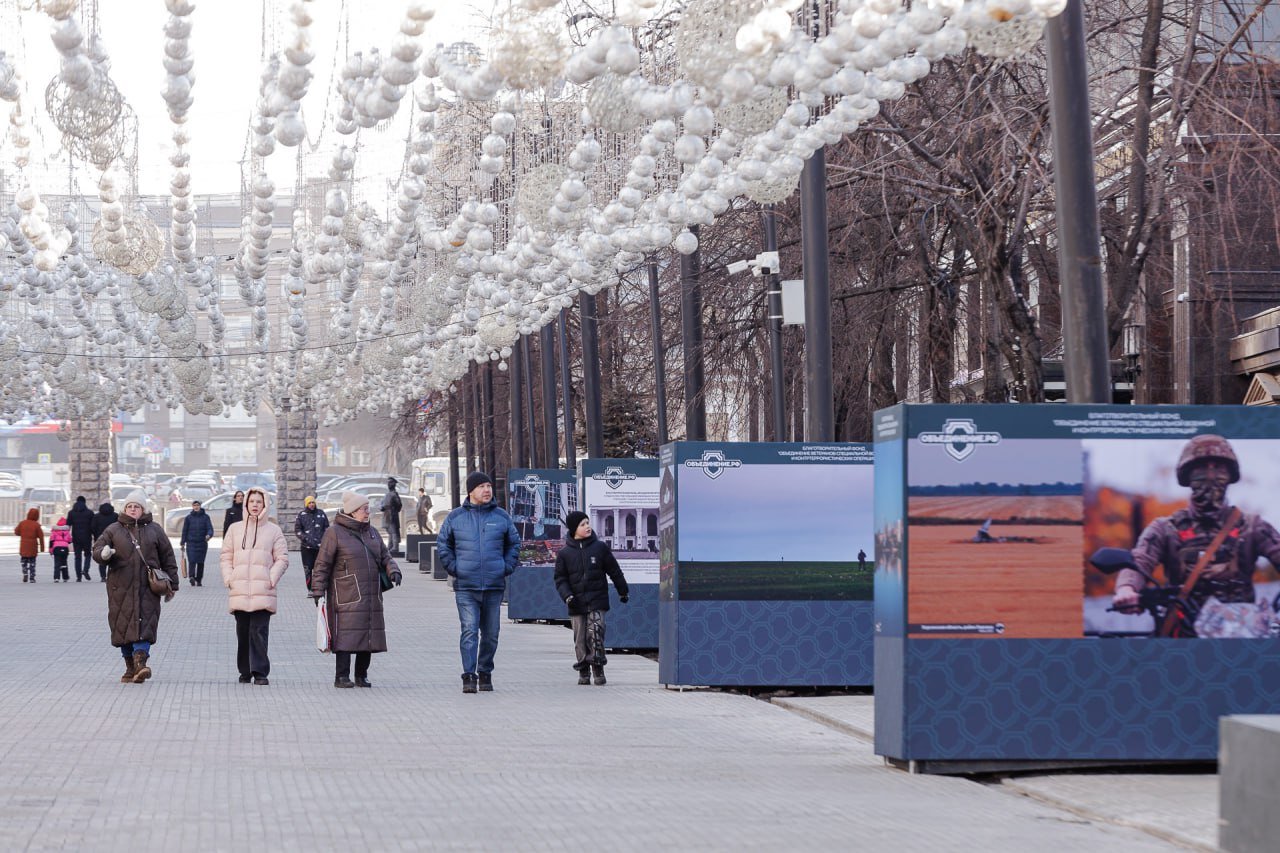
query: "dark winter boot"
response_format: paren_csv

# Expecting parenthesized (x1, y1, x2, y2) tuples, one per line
(120, 656, 137, 684)
(131, 651, 152, 683)
(592, 665, 606, 686)
(477, 672, 493, 692)
(578, 667, 591, 685)
(334, 676, 355, 688)
(461, 673, 478, 694)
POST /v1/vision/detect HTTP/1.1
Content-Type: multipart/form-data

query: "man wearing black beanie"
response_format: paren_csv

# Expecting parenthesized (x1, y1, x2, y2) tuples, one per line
(436, 471, 521, 693)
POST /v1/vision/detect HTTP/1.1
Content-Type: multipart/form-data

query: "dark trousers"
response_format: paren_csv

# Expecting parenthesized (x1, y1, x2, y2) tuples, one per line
(98, 559, 107, 581)
(335, 651, 372, 679)
(189, 561, 205, 584)
(233, 611, 272, 678)
(73, 545, 91, 579)
(52, 548, 69, 581)
(301, 547, 319, 588)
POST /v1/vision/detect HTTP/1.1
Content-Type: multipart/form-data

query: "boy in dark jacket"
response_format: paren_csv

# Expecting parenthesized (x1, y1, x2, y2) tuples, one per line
(554, 511, 628, 685)
(67, 496, 95, 581)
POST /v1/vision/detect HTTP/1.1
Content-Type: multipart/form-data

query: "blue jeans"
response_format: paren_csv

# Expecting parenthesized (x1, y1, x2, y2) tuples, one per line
(120, 641, 152, 658)
(455, 589, 503, 675)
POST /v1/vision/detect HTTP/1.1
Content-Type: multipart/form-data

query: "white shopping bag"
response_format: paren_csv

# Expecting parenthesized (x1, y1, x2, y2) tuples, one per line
(316, 596, 331, 653)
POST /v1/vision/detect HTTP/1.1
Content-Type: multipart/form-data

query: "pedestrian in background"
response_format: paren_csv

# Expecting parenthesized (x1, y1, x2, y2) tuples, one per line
(436, 471, 520, 694)
(222, 490, 245, 537)
(294, 495, 329, 588)
(67, 496, 95, 582)
(49, 516, 72, 582)
(220, 487, 288, 685)
(382, 477, 403, 556)
(554, 511, 628, 685)
(90, 502, 118, 582)
(180, 500, 214, 587)
(310, 491, 401, 688)
(93, 491, 178, 684)
(16, 508, 44, 583)
(416, 487, 432, 534)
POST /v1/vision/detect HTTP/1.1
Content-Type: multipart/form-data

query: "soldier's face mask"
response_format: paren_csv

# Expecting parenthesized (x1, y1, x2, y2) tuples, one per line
(1188, 463, 1231, 516)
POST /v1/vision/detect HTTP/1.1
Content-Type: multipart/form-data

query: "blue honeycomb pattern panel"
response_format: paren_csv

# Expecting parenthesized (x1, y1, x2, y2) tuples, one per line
(603, 583, 658, 649)
(506, 565, 565, 621)
(668, 601, 874, 686)
(899, 639, 1280, 760)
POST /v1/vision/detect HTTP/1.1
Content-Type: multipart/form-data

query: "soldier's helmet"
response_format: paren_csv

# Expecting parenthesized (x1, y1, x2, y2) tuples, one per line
(1176, 434, 1240, 486)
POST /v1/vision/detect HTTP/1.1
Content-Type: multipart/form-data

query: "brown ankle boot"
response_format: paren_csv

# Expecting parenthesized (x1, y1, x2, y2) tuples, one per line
(131, 651, 152, 683)
(120, 656, 137, 683)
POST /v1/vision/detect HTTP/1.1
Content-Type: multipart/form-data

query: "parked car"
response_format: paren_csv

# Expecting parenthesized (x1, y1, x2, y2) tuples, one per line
(319, 481, 387, 507)
(232, 472, 276, 493)
(187, 469, 224, 489)
(110, 485, 140, 503)
(22, 486, 70, 521)
(164, 490, 275, 536)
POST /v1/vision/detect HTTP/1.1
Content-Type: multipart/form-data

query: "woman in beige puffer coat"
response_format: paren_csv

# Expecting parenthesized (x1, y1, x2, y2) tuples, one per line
(220, 487, 288, 685)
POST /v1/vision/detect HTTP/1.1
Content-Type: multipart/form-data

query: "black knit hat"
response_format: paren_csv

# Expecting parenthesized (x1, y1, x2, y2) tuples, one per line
(466, 471, 493, 494)
(565, 511, 590, 537)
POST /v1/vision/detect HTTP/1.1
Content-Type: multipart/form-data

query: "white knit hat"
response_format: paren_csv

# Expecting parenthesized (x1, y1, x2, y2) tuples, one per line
(123, 489, 149, 512)
(341, 490, 369, 515)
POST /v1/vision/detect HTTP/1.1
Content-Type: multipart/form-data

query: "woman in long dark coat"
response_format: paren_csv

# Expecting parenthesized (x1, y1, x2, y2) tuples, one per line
(93, 491, 179, 684)
(309, 491, 401, 688)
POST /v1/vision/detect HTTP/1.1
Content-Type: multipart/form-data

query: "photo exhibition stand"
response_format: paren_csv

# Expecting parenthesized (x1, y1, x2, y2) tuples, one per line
(506, 468, 580, 621)
(659, 441, 876, 687)
(873, 403, 1280, 772)
(577, 458, 660, 650)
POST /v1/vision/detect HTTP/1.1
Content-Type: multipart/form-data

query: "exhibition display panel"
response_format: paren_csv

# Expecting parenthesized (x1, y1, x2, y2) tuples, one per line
(505, 469, 579, 621)
(659, 441, 875, 687)
(874, 403, 1280, 764)
(578, 458, 660, 649)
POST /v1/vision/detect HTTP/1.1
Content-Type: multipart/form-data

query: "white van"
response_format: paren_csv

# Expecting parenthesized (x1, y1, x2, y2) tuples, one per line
(410, 456, 467, 530)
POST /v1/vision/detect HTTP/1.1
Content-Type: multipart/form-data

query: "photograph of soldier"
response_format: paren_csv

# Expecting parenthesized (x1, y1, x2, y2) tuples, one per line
(1083, 434, 1280, 638)
(1108, 435, 1280, 637)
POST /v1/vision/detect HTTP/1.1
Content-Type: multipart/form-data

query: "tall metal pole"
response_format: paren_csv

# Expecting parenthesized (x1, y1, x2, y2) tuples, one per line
(580, 291, 606, 458)
(799, 0, 834, 441)
(540, 322, 559, 467)
(465, 370, 478, 471)
(521, 334, 538, 466)
(1046, 0, 1111, 403)
(483, 361, 496, 479)
(558, 309, 577, 468)
(680, 226, 706, 441)
(510, 343, 526, 469)
(448, 392, 461, 507)
(647, 261, 669, 446)
(762, 206, 787, 441)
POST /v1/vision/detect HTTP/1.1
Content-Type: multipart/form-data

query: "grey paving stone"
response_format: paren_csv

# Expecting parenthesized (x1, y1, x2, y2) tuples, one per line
(0, 545, 1188, 851)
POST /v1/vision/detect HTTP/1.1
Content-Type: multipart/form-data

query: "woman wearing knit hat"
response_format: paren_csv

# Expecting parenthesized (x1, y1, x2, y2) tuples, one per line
(554, 511, 629, 685)
(220, 488, 289, 685)
(309, 491, 402, 688)
(93, 490, 179, 684)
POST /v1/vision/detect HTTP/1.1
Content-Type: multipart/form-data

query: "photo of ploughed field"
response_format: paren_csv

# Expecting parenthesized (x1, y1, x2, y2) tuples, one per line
(906, 490, 1084, 639)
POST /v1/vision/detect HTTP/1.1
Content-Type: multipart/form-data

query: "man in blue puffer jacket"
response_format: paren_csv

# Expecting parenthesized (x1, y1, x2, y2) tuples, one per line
(436, 471, 521, 694)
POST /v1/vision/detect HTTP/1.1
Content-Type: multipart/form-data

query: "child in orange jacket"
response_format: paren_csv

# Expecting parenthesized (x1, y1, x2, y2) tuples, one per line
(15, 508, 45, 583)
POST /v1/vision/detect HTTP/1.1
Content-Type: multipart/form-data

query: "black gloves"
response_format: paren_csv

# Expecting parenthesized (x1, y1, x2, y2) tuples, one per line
(391, 571, 403, 587)
(619, 595, 628, 604)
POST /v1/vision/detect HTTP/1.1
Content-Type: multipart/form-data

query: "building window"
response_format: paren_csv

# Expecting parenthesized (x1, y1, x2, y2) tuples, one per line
(350, 449, 372, 467)
(210, 440, 257, 466)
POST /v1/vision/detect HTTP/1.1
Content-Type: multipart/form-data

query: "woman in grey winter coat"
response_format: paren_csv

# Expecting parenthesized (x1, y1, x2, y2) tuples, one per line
(92, 491, 178, 684)
(310, 491, 402, 688)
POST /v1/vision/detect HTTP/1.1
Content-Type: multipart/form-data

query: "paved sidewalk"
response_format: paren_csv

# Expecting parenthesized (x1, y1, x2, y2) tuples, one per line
(0, 549, 1201, 851)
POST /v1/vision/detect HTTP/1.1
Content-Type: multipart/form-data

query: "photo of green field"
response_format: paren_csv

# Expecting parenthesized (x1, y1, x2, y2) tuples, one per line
(677, 561, 874, 601)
